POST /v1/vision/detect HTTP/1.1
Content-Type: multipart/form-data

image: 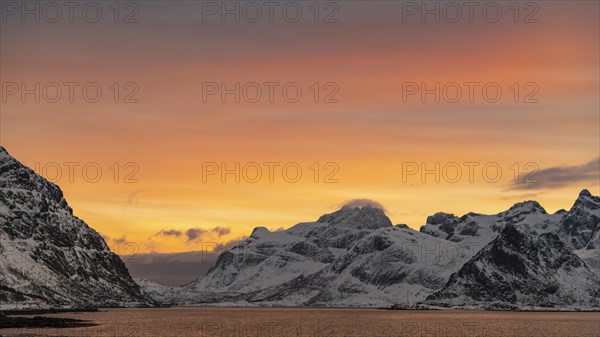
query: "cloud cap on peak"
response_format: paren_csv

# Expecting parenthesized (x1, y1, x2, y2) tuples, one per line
(340, 199, 386, 212)
(319, 199, 392, 230)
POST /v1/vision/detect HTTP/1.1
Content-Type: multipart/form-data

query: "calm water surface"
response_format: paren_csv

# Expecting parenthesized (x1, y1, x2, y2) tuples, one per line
(2, 307, 599, 337)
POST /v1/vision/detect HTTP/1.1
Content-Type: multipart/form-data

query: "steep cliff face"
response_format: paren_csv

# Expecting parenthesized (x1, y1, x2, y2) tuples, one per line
(0, 147, 151, 309)
(558, 189, 600, 250)
(425, 224, 600, 310)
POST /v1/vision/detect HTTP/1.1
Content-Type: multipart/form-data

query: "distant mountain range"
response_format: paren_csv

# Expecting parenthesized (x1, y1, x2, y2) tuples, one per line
(0, 147, 598, 310)
(139, 189, 599, 310)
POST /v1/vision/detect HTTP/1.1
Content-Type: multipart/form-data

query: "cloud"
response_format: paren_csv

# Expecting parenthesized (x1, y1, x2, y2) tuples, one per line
(210, 226, 231, 237)
(341, 198, 386, 211)
(510, 157, 599, 191)
(155, 226, 232, 243)
(99, 233, 128, 245)
(156, 229, 183, 237)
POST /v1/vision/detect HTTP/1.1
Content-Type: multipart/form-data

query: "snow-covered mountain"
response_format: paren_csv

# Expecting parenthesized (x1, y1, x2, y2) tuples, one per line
(0, 147, 151, 309)
(420, 190, 600, 310)
(192, 206, 394, 296)
(419, 200, 563, 247)
(239, 225, 472, 307)
(425, 224, 600, 310)
(139, 189, 599, 310)
(156, 206, 476, 307)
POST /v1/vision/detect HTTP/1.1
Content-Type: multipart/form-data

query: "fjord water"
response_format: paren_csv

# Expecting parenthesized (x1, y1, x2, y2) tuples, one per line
(2, 308, 599, 337)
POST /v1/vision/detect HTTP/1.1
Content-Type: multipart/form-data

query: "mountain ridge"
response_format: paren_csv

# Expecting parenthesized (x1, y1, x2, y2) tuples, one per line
(139, 187, 599, 310)
(425, 223, 599, 310)
(0, 147, 597, 311)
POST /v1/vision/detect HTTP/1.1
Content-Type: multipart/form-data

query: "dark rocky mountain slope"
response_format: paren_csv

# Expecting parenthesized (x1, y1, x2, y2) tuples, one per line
(0, 147, 151, 309)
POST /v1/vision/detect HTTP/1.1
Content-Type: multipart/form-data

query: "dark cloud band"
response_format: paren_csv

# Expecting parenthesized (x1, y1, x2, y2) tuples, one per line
(511, 158, 599, 190)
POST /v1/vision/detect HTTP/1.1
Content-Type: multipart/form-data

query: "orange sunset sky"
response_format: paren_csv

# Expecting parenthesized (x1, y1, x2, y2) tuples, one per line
(1, 1, 598, 253)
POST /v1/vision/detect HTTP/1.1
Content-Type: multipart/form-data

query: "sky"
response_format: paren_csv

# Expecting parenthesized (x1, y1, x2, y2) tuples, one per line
(1, 1, 599, 267)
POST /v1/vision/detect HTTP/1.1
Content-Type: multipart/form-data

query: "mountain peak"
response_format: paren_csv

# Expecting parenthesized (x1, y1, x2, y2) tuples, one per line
(250, 227, 269, 238)
(558, 188, 600, 249)
(0, 146, 66, 206)
(426, 212, 458, 225)
(572, 189, 599, 206)
(579, 189, 592, 198)
(501, 200, 547, 216)
(0, 146, 12, 160)
(317, 205, 392, 230)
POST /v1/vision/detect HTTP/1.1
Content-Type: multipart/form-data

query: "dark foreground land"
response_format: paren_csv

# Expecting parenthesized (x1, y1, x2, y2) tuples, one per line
(0, 308, 98, 329)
